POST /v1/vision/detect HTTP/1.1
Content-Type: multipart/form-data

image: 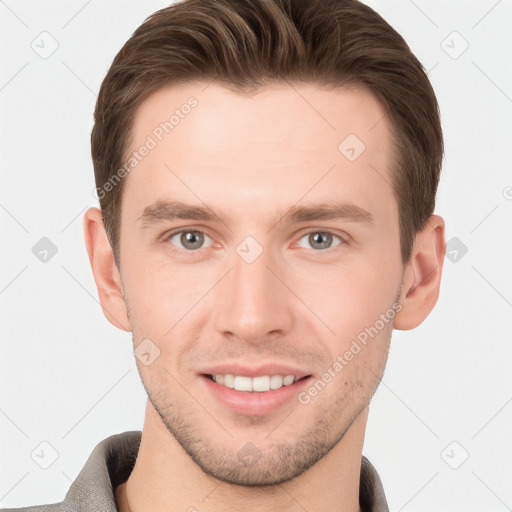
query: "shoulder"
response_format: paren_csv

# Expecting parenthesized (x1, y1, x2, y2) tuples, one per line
(1, 431, 142, 512)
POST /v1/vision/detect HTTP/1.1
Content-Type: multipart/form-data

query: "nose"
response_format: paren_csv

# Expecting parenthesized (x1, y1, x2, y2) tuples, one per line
(213, 241, 294, 345)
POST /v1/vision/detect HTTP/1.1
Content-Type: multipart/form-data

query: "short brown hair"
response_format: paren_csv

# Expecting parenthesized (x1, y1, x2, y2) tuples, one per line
(91, 0, 443, 266)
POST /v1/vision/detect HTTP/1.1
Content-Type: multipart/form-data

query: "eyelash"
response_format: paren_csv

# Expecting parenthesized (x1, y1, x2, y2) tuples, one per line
(163, 228, 347, 254)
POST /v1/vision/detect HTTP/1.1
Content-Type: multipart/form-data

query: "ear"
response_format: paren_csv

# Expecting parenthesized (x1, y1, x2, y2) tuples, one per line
(83, 207, 131, 332)
(394, 215, 446, 330)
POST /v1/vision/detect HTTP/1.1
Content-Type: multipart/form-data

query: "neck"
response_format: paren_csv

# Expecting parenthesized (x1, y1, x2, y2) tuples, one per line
(117, 401, 367, 512)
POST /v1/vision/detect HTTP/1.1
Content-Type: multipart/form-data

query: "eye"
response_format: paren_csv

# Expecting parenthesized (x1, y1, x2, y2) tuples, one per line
(167, 230, 213, 251)
(296, 231, 344, 251)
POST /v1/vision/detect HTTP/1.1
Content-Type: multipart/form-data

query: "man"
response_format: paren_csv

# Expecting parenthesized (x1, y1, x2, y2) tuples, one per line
(2, 0, 445, 510)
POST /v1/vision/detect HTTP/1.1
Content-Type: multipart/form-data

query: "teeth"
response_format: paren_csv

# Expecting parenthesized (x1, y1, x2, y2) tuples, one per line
(283, 375, 295, 385)
(252, 375, 270, 392)
(270, 375, 283, 389)
(223, 374, 234, 388)
(211, 374, 302, 392)
(234, 375, 252, 391)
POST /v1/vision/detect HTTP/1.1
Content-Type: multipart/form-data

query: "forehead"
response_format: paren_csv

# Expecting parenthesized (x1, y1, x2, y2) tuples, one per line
(131, 80, 391, 158)
(123, 80, 395, 225)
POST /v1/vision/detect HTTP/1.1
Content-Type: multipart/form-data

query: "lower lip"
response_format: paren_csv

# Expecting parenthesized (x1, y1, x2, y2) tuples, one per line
(200, 375, 312, 416)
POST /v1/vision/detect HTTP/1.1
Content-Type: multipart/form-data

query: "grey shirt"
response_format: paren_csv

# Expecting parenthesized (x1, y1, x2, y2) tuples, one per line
(1, 431, 389, 512)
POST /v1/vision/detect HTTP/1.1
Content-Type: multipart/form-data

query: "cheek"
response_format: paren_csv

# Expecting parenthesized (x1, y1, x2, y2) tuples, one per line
(291, 257, 400, 339)
(122, 253, 199, 336)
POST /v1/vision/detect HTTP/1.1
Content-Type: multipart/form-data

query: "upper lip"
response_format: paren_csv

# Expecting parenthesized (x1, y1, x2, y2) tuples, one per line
(198, 362, 311, 379)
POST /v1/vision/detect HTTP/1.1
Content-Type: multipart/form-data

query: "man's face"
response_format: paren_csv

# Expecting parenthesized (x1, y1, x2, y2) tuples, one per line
(118, 81, 403, 485)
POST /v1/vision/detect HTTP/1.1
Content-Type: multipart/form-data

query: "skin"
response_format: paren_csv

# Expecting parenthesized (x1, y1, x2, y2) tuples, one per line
(84, 81, 445, 512)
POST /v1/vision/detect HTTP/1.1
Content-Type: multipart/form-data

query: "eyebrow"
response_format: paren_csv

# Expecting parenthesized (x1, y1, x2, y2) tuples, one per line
(137, 199, 374, 228)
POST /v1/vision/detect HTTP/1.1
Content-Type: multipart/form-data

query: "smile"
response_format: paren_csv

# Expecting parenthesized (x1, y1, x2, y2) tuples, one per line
(208, 374, 305, 392)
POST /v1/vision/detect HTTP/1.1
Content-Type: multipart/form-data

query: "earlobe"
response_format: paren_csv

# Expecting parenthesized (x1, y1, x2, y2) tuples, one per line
(83, 207, 131, 332)
(394, 215, 446, 330)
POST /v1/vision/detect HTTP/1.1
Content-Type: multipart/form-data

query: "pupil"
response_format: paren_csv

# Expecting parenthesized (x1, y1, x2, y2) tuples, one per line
(311, 232, 331, 249)
(183, 231, 203, 249)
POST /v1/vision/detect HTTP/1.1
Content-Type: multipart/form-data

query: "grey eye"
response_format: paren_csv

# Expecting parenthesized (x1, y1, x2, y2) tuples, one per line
(297, 232, 342, 250)
(169, 230, 211, 251)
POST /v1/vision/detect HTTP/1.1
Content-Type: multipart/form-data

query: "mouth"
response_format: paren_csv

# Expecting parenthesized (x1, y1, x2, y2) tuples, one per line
(203, 373, 311, 392)
(199, 372, 313, 416)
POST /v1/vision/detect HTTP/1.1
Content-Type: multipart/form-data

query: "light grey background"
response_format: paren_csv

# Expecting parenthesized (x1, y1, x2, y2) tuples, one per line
(1, 0, 511, 510)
